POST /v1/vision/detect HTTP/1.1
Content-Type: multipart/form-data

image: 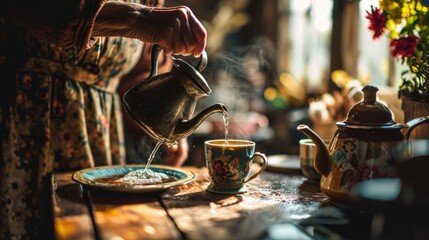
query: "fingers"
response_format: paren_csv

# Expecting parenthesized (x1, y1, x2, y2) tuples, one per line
(143, 6, 207, 57)
(175, 7, 207, 57)
(186, 8, 207, 57)
(179, 13, 195, 56)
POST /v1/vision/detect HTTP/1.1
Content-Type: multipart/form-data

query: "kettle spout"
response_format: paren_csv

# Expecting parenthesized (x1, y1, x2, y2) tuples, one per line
(297, 124, 331, 177)
(173, 103, 227, 140)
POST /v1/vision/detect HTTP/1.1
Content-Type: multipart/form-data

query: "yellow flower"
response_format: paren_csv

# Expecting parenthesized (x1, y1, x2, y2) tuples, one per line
(386, 19, 400, 38)
(379, 0, 403, 22)
(371, 1, 429, 96)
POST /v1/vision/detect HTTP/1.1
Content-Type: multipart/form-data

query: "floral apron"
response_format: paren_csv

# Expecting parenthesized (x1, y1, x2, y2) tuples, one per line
(0, 13, 143, 239)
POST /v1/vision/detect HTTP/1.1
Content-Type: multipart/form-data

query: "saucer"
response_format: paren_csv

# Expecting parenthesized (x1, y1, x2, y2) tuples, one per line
(72, 164, 195, 193)
(206, 183, 248, 194)
(266, 154, 301, 173)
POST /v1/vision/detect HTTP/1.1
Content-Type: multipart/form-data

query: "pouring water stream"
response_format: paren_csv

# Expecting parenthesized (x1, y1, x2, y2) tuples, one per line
(120, 108, 230, 184)
(223, 109, 230, 145)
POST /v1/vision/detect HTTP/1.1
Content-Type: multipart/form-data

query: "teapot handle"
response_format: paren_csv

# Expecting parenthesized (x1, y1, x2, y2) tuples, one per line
(148, 44, 164, 78)
(404, 115, 429, 139)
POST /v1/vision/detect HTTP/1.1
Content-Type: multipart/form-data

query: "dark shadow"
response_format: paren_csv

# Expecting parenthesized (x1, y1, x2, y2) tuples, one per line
(55, 183, 161, 205)
(161, 187, 243, 209)
(86, 187, 161, 205)
(55, 183, 86, 204)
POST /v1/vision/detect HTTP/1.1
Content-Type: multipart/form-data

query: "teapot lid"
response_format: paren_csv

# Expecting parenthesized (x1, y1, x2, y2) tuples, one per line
(172, 51, 212, 95)
(338, 85, 402, 129)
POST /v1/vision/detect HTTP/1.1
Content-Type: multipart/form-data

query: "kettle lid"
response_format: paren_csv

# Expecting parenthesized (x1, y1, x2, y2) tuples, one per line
(172, 51, 211, 95)
(340, 85, 401, 128)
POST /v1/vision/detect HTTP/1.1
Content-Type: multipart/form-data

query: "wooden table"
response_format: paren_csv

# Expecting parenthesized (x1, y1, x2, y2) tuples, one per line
(52, 166, 375, 240)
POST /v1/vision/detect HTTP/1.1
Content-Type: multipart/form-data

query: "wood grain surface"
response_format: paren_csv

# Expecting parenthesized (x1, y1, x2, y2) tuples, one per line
(52, 166, 329, 240)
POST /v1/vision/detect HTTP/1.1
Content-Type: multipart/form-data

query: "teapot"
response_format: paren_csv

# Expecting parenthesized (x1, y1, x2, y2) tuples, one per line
(122, 44, 226, 144)
(297, 85, 429, 204)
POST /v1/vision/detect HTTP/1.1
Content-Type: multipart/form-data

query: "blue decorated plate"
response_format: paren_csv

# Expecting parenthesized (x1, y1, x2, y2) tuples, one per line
(72, 164, 195, 193)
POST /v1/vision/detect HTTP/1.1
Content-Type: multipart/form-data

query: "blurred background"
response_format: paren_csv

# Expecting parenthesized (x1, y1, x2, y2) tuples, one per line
(163, 0, 405, 166)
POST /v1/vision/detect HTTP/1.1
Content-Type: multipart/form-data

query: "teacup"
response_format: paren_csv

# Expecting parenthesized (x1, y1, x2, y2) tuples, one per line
(205, 139, 268, 194)
(299, 139, 328, 182)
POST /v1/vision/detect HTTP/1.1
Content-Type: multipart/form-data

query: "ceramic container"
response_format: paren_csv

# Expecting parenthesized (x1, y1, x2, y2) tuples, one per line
(204, 139, 268, 194)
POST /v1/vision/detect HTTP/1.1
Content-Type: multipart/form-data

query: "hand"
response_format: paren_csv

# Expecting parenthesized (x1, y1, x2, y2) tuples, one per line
(133, 6, 207, 57)
(94, 2, 207, 57)
(163, 138, 189, 167)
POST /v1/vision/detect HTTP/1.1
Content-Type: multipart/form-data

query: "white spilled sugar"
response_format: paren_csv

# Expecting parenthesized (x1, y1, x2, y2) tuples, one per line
(117, 169, 176, 185)
(115, 141, 177, 185)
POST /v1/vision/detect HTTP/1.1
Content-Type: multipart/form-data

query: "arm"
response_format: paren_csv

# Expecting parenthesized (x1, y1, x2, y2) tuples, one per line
(92, 2, 207, 57)
(4, 0, 107, 50)
(5, 1, 206, 57)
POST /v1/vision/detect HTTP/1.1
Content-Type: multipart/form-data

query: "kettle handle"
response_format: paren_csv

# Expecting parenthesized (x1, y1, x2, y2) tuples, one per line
(150, 43, 208, 74)
(148, 44, 164, 78)
(195, 50, 208, 72)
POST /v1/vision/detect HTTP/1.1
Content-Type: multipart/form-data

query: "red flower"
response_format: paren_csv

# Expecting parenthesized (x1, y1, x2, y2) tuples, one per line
(366, 6, 387, 40)
(390, 35, 418, 59)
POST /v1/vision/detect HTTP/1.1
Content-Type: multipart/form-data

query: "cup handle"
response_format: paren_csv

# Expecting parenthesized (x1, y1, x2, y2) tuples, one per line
(244, 152, 268, 183)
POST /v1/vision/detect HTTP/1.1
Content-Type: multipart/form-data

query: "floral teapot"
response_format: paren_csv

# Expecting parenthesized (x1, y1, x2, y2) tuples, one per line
(297, 85, 429, 204)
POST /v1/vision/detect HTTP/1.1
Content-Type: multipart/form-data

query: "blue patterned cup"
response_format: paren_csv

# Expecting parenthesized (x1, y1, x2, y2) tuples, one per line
(205, 139, 268, 194)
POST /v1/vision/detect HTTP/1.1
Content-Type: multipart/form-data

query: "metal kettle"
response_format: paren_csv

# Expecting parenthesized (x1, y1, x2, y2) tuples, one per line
(122, 45, 226, 144)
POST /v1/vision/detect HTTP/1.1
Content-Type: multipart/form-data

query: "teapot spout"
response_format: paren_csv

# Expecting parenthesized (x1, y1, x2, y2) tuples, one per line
(173, 103, 227, 140)
(297, 124, 331, 177)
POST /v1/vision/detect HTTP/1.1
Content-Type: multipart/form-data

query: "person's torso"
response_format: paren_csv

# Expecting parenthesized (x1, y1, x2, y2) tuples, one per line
(0, 0, 143, 92)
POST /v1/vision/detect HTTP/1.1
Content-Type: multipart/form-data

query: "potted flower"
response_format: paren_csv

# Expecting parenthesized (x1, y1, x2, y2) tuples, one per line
(366, 0, 429, 138)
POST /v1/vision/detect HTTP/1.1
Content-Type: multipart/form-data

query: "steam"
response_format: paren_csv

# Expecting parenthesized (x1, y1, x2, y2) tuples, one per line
(124, 131, 167, 164)
(198, 37, 274, 140)
(124, 38, 275, 163)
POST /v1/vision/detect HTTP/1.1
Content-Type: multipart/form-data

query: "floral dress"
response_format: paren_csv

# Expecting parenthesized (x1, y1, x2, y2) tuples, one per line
(0, 0, 142, 238)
